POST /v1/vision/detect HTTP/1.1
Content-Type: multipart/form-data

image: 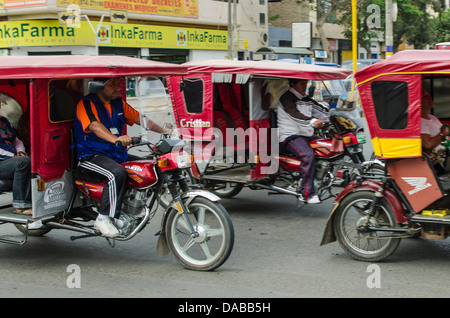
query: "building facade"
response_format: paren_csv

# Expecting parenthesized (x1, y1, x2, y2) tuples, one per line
(0, 0, 270, 61)
(268, 0, 347, 64)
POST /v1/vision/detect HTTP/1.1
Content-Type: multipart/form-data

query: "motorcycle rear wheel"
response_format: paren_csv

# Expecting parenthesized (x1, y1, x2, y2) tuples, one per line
(211, 182, 243, 198)
(165, 196, 234, 271)
(333, 190, 401, 262)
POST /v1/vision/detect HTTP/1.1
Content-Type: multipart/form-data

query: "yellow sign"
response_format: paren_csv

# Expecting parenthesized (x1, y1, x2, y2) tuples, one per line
(0, 20, 228, 50)
(58, 10, 80, 28)
(110, 10, 128, 24)
(57, 0, 198, 18)
(0, 0, 47, 9)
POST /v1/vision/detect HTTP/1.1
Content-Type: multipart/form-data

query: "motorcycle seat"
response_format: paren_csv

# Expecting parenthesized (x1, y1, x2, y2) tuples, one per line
(279, 151, 295, 157)
(73, 166, 104, 184)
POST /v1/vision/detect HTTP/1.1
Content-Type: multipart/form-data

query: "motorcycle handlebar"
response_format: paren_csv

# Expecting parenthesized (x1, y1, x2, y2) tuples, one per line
(115, 136, 142, 147)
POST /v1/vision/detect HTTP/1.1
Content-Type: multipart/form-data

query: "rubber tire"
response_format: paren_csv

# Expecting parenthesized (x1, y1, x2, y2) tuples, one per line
(165, 196, 234, 271)
(333, 190, 401, 262)
(211, 182, 244, 198)
(14, 224, 52, 237)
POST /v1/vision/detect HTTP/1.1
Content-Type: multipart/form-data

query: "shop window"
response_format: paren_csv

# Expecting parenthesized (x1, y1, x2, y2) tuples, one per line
(182, 78, 204, 114)
(371, 80, 408, 130)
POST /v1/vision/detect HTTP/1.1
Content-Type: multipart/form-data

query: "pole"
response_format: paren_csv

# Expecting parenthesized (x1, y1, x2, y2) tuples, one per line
(233, 0, 238, 60)
(228, 0, 233, 60)
(385, 0, 393, 58)
(351, 0, 357, 90)
(82, 14, 106, 56)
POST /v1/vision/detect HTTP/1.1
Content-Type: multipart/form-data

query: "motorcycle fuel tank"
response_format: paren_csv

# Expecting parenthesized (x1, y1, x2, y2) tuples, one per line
(310, 139, 341, 158)
(123, 160, 158, 189)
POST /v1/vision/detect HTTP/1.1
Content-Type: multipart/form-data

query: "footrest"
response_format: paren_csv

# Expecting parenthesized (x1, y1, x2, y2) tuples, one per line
(0, 231, 28, 245)
(0, 205, 30, 245)
(0, 205, 31, 225)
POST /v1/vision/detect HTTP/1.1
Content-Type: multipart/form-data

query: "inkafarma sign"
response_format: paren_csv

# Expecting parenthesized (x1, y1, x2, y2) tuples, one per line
(0, 19, 228, 50)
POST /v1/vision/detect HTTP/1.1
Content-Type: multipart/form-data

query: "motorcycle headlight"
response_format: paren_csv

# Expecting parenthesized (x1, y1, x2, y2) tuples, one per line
(176, 153, 191, 168)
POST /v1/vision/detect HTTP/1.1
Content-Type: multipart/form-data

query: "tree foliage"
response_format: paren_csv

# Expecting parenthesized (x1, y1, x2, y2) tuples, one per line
(336, 0, 449, 53)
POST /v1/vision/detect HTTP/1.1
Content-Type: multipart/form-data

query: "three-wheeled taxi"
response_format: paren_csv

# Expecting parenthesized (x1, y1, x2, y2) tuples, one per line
(321, 50, 450, 261)
(167, 59, 367, 204)
(0, 56, 235, 271)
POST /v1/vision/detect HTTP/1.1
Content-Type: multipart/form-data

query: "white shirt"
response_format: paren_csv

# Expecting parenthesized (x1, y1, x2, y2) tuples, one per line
(421, 114, 442, 138)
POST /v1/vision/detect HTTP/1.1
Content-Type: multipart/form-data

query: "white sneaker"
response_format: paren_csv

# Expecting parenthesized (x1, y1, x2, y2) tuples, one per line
(94, 218, 119, 238)
(307, 195, 321, 204)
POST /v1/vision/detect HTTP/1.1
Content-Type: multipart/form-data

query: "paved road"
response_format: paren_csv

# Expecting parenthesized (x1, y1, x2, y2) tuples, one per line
(0, 187, 450, 301)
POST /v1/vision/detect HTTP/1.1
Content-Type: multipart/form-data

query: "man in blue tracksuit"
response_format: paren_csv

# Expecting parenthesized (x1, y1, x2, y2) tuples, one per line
(74, 77, 166, 237)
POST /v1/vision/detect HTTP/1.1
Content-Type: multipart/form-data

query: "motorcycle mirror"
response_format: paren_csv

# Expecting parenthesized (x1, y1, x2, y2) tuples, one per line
(88, 81, 105, 94)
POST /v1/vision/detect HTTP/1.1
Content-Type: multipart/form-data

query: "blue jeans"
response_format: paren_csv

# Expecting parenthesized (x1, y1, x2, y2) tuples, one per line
(0, 156, 31, 209)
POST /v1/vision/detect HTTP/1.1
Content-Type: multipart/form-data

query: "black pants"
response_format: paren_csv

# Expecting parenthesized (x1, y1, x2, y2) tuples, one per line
(78, 154, 139, 219)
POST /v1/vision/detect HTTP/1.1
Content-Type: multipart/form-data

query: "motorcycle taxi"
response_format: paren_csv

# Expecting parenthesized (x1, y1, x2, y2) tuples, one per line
(167, 59, 372, 205)
(321, 50, 450, 262)
(0, 55, 234, 271)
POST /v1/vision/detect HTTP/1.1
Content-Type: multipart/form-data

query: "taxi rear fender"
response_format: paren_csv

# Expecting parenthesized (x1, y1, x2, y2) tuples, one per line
(320, 180, 406, 245)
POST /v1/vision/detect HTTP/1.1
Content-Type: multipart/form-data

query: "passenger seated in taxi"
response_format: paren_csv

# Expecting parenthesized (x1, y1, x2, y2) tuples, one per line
(0, 111, 32, 214)
(421, 88, 450, 174)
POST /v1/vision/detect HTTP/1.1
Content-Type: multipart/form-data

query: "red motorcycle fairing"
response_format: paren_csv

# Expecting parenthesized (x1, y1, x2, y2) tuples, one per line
(123, 160, 158, 189)
(278, 154, 302, 171)
(310, 138, 341, 158)
(75, 180, 104, 202)
(277, 133, 361, 171)
(75, 160, 158, 199)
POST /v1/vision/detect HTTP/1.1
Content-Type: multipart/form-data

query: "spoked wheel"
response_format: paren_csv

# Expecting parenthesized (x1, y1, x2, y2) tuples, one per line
(333, 190, 401, 262)
(165, 196, 234, 271)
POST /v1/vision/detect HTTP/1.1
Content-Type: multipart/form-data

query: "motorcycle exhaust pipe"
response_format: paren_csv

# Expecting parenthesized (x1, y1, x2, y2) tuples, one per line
(48, 207, 151, 241)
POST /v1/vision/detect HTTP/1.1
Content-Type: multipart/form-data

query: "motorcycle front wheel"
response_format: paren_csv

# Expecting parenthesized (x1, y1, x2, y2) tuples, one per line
(333, 190, 401, 262)
(165, 196, 234, 271)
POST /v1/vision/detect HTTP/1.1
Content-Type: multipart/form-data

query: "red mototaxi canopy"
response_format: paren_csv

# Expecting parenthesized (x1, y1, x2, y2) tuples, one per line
(354, 50, 450, 84)
(0, 55, 187, 79)
(353, 50, 450, 160)
(183, 59, 352, 80)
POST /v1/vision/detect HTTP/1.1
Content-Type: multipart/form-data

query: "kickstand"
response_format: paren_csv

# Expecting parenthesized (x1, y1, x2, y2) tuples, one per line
(105, 237, 116, 248)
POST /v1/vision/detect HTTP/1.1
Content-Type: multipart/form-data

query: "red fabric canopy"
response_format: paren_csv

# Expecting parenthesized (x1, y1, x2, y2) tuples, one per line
(355, 50, 450, 84)
(183, 59, 352, 80)
(0, 55, 187, 79)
